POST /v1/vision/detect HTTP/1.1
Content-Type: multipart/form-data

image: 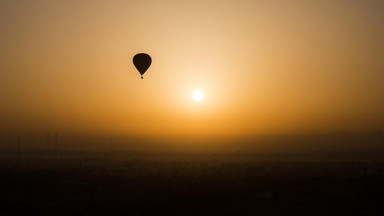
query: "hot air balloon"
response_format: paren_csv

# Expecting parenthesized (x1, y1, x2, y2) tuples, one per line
(133, 53, 151, 79)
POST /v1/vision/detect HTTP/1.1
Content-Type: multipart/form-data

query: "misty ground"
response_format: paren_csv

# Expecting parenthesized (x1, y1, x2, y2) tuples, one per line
(0, 152, 384, 215)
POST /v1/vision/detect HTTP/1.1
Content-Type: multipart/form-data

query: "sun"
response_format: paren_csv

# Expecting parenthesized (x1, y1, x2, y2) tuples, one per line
(192, 89, 204, 101)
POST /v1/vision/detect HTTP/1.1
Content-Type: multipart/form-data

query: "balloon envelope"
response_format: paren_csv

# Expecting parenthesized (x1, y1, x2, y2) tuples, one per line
(133, 53, 151, 79)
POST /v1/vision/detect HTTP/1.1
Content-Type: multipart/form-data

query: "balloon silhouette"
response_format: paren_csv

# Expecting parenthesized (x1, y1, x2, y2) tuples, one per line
(133, 53, 151, 79)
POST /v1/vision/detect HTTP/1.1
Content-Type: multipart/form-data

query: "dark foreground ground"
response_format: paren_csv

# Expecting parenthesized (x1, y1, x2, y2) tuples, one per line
(0, 153, 384, 215)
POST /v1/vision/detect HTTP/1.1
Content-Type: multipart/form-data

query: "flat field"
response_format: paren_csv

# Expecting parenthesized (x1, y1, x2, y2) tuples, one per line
(0, 153, 383, 215)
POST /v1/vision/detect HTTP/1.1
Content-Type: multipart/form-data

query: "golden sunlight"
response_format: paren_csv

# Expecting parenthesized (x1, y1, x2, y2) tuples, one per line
(192, 89, 204, 101)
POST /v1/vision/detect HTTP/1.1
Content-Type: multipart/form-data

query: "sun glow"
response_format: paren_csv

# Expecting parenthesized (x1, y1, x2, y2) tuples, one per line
(192, 89, 204, 101)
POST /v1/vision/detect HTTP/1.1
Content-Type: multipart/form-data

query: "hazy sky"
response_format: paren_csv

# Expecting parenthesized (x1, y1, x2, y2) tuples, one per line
(1, 0, 383, 138)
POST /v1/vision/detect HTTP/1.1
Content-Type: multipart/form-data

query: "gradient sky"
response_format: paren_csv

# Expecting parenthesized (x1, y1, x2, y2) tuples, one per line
(1, 0, 384, 139)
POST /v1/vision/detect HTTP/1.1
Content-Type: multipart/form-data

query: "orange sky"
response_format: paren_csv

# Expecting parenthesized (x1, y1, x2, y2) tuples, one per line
(1, 0, 384, 139)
